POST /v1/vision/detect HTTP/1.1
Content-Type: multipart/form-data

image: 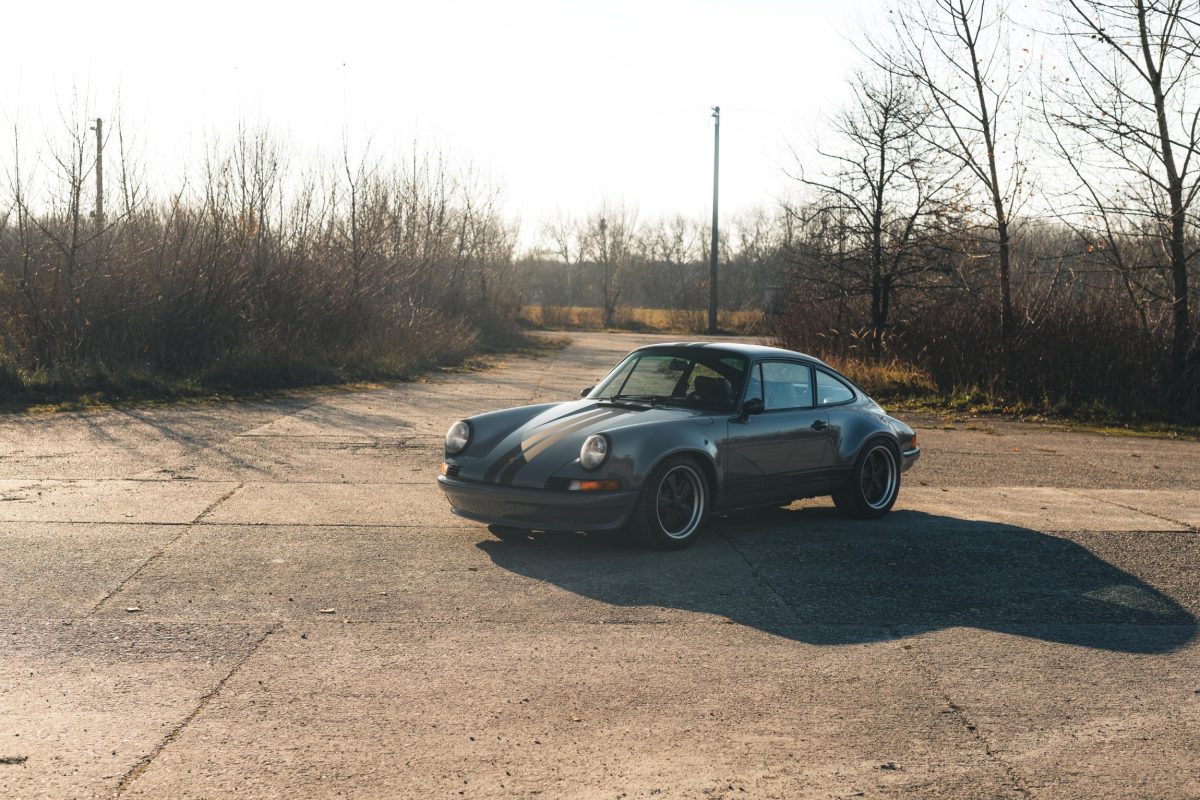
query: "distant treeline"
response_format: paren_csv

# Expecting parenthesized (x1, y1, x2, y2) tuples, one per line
(515, 207, 786, 320)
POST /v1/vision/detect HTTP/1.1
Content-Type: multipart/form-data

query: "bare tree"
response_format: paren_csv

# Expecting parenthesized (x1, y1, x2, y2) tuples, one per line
(26, 107, 106, 355)
(795, 68, 965, 357)
(639, 214, 703, 309)
(1047, 0, 1200, 399)
(725, 209, 788, 310)
(541, 214, 585, 307)
(875, 0, 1027, 347)
(2, 126, 49, 363)
(341, 137, 374, 311)
(581, 203, 637, 326)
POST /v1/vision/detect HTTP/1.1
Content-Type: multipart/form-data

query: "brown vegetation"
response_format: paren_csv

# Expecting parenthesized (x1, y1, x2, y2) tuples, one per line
(0, 123, 525, 405)
(777, 275, 1176, 420)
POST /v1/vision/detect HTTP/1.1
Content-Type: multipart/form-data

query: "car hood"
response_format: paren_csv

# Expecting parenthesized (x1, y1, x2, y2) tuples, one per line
(462, 399, 712, 488)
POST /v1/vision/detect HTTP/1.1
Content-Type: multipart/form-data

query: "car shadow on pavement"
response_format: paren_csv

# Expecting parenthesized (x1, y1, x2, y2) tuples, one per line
(476, 508, 1197, 654)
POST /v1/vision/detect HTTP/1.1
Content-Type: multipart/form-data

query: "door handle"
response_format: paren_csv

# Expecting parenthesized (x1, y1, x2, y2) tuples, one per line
(811, 419, 828, 431)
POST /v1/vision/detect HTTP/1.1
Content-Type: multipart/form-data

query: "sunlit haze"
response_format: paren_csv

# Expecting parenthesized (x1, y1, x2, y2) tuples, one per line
(2, 0, 874, 243)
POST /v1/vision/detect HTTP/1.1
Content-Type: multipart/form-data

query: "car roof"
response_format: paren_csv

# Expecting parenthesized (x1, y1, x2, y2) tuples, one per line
(633, 340, 828, 365)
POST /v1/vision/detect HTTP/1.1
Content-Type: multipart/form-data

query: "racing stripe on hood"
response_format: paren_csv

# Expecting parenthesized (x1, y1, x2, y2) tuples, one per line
(495, 407, 627, 485)
(482, 406, 614, 484)
(486, 406, 627, 485)
(521, 406, 616, 452)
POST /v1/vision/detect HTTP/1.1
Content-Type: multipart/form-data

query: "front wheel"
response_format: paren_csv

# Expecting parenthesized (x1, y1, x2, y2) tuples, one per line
(833, 441, 900, 519)
(628, 457, 709, 550)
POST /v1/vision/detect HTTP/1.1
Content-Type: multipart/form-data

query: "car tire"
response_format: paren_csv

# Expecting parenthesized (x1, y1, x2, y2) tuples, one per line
(628, 456, 709, 550)
(832, 439, 900, 519)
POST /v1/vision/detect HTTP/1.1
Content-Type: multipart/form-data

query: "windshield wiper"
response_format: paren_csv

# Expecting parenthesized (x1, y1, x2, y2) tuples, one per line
(606, 393, 675, 406)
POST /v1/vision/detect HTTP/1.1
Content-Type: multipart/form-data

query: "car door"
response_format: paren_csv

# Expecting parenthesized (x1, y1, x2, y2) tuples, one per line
(724, 360, 832, 505)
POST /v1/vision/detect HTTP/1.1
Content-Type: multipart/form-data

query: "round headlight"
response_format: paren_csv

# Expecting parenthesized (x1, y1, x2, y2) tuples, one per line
(580, 433, 609, 469)
(445, 420, 471, 454)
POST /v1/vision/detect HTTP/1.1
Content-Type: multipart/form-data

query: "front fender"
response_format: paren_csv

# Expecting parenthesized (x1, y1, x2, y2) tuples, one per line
(584, 418, 724, 497)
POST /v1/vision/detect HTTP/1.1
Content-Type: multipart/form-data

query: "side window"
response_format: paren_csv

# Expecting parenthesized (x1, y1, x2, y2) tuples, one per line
(742, 363, 763, 403)
(761, 362, 814, 410)
(816, 370, 855, 405)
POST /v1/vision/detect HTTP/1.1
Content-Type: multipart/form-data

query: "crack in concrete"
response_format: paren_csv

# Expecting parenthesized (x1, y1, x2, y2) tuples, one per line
(718, 531, 1036, 798)
(191, 482, 245, 524)
(87, 483, 243, 615)
(88, 526, 194, 615)
(890, 633, 1036, 799)
(715, 530, 802, 621)
(1060, 488, 1199, 533)
(112, 624, 278, 797)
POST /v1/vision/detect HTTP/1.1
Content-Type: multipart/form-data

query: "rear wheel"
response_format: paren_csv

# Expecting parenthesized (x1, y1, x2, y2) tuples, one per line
(628, 456, 709, 550)
(832, 440, 900, 519)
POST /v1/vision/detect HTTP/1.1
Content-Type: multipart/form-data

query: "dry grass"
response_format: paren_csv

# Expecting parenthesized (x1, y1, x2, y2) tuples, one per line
(819, 355, 939, 402)
(520, 305, 768, 335)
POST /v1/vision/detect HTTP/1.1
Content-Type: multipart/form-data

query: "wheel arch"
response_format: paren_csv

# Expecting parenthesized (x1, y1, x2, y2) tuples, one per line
(861, 432, 901, 458)
(646, 447, 720, 504)
(835, 412, 904, 464)
(834, 433, 900, 493)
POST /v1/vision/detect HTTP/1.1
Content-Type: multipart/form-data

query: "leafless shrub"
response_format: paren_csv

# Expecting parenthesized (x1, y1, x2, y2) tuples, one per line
(778, 223, 1181, 418)
(0, 118, 523, 392)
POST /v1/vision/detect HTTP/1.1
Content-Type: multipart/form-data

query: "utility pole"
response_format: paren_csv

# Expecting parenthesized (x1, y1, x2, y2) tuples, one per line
(599, 216, 610, 326)
(708, 106, 720, 334)
(91, 118, 104, 232)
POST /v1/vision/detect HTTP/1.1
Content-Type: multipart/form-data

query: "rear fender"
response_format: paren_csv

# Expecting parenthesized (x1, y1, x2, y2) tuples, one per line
(828, 406, 907, 468)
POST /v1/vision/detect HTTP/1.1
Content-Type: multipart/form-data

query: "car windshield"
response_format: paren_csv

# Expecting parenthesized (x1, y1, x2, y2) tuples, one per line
(588, 350, 748, 411)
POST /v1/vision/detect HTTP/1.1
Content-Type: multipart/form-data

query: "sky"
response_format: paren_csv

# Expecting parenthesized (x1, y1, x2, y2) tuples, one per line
(1, 0, 875, 241)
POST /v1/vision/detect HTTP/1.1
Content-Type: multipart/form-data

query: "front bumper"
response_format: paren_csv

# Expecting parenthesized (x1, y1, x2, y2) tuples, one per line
(901, 446, 921, 472)
(437, 475, 637, 532)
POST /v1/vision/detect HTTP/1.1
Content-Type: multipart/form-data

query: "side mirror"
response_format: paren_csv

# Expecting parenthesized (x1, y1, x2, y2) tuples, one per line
(580, 386, 593, 398)
(739, 397, 764, 420)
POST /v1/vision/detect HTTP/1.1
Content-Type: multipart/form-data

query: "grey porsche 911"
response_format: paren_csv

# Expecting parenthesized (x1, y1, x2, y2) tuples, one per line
(437, 342, 920, 549)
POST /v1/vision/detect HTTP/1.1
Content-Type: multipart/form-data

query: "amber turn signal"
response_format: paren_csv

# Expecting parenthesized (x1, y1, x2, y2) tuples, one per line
(568, 479, 621, 492)
(439, 463, 449, 476)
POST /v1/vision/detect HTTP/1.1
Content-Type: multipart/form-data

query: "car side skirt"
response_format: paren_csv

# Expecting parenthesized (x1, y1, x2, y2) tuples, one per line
(714, 467, 850, 512)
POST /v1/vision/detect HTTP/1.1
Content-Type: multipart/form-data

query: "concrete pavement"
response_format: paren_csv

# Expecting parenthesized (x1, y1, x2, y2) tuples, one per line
(1, 331, 1197, 799)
